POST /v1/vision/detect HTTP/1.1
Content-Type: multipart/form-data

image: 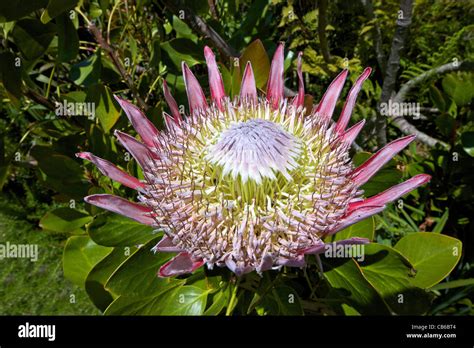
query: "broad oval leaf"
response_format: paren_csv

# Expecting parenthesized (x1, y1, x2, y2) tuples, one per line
(271, 285, 304, 315)
(323, 257, 391, 315)
(11, 19, 56, 60)
(70, 52, 102, 87)
(104, 285, 209, 315)
(40, 0, 78, 23)
(63, 235, 113, 288)
(86, 84, 121, 133)
(85, 246, 137, 312)
(40, 207, 92, 233)
(394, 232, 462, 288)
(160, 38, 203, 69)
(156, 285, 210, 315)
(105, 238, 183, 298)
(329, 217, 374, 242)
(30, 145, 84, 180)
(88, 213, 157, 247)
(358, 243, 432, 315)
(204, 286, 231, 315)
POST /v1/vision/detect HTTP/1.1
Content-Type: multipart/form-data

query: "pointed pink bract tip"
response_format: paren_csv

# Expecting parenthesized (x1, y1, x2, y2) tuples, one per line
(75, 152, 88, 159)
(400, 134, 417, 145)
(316, 68, 349, 121)
(182, 61, 208, 113)
(204, 45, 213, 57)
(266, 42, 285, 108)
(240, 61, 257, 103)
(417, 173, 432, 183)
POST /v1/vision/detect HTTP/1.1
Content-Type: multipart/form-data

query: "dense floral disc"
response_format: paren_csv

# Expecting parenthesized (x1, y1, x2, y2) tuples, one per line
(78, 43, 431, 277)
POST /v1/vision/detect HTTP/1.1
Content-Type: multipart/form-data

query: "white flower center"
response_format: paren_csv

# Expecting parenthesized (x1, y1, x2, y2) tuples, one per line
(206, 119, 301, 184)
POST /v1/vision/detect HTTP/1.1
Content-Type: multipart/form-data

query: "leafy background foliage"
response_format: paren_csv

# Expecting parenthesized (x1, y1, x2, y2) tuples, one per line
(0, 0, 473, 315)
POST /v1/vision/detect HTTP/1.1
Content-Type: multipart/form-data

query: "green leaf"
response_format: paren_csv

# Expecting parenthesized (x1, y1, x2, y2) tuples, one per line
(270, 285, 304, 315)
(233, 0, 268, 39)
(0, 51, 23, 99)
(63, 235, 113, 288)
(219, 62, 232, 95)
(435, 113, 455, 137)
(204, 285, 231, 315)
(88, 213, 156, 247)
(429, 84, 446, 112)
(431, 278, 474, 291)
(11, 18, 56, 60)
(0, 0, 48, 22)
(251, 280, 303, 316)
(239, 39, 270, 89)
(86, 84, 121, 132)
(70, 52, 102, 87)
(41, 0, 78, 23)
(432, 208, 449, 233)
(394, 232, 462, 288)
(63, 90, 87, 103)
(160, 38, 203, 69)
(158, 286, 210, 315)
(149, 38, 161, 69)
(323, 257, 391, 315)
(442, 72, 474, 106)
(56, 13, 78, 62)
(446, 98, 458, 118)
(30, 145, 87, 198)
(359, 25, 373, 36)
(105, 285, 209, 315)
(341, 303, 360, 315)
(85, 246, 137, 311)
(89, 2, 103, 18)
(231, 59, 241, 98)
(255, 293, 279, 315)
(172, 15, 197, 41)
(461, 131, 474, 157)
(105, 238, 184, 298)
(352, 152, 403, 196)
(40, 207, 92, 233)
(329, 217, 375, 242)
(30, 145, 84, 180)
(358, 243, 432, 315)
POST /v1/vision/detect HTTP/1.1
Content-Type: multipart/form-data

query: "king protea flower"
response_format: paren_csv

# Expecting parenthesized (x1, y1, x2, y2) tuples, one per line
(77, 43, 430, 277)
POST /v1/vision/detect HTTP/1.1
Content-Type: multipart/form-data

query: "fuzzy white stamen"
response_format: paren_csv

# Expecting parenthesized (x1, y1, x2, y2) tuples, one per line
(206, 119, 301, 184)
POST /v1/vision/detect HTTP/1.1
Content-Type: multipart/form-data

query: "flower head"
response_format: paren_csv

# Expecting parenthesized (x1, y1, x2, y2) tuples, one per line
(78, 43, 430, 277)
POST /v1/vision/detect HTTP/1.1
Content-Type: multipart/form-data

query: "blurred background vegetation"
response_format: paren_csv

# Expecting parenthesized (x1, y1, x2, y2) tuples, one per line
(0, 0, 473, 315)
